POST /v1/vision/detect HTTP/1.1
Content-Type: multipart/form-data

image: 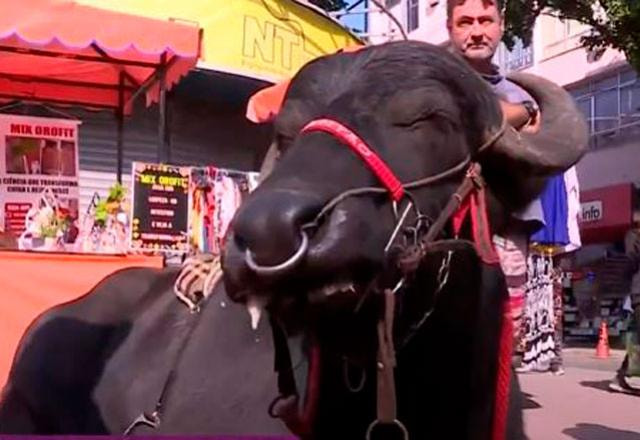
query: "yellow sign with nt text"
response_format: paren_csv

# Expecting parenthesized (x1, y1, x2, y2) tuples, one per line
(79, 0, 361, 82)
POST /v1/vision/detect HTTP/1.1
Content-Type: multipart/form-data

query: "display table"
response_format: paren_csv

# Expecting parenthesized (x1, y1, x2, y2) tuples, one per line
(0, 250, 164, 387)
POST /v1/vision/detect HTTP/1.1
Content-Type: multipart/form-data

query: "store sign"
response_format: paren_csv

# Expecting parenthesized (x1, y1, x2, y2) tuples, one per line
(0, 114, 80, 235)
(580, 200, 603, 223)
(579, 184, 633, 244)
(130, 162, 190, 252)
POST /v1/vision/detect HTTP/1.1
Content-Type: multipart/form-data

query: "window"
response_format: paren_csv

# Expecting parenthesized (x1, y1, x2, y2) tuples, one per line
(575, 97, 592, 128)
(593, 87, 618, 133)
(496, 39, 534, 73)
(407, 0, 419, 32)
(620, 73, 640, 126)
(540, 15, 590, 60)
(568, 67, 640, 150)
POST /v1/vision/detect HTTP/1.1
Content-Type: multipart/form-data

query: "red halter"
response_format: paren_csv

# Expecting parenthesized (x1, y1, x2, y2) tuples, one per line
(299, 116, 511, 440)
(301, 118, 405, 202)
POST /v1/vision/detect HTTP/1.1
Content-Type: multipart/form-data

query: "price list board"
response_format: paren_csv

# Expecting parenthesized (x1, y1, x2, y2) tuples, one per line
(130, 162, 190, 252)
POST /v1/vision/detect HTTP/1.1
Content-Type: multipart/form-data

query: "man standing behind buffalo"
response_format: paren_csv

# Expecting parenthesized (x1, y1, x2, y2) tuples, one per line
(445, 0, 550, 369)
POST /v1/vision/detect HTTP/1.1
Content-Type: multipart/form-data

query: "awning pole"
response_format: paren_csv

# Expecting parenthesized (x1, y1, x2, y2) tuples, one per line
(116, 72, 125, 183)
(158, 53, 168, 164)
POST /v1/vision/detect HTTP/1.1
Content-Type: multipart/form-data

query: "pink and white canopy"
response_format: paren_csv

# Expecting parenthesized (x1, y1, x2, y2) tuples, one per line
(0, 0, 202, 112)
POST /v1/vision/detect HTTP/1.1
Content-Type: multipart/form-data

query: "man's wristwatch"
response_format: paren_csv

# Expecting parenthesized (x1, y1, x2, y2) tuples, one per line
(521, 100, 538, 122)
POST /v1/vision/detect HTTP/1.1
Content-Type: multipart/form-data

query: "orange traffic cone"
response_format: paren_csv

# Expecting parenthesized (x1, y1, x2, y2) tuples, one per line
(596, 321, 610, 359)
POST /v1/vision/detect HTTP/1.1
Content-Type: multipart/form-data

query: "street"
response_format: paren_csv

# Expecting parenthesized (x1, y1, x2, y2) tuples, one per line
(520, 348, 640, 439)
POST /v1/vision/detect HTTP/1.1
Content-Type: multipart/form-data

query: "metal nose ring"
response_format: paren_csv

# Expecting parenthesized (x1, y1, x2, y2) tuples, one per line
(245, 230, 309, 276)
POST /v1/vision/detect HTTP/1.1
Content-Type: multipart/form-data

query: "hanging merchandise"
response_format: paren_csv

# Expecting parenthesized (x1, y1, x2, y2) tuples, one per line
(189, 167, 217, 255)
(563, 166, 582, 253)
(188, 166, 259, 255)
(493, 233, 528, 352)
(213, 169, 243, 249)
(551, 266, 565, 372)
(530, 174, 569, 247)
(530, 166, 582, 255)
(519, 251, 557, 372)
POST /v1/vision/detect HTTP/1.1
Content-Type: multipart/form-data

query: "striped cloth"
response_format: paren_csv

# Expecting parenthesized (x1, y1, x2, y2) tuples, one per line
(173, 253, 222, 312)
(493, 231, 528, 352)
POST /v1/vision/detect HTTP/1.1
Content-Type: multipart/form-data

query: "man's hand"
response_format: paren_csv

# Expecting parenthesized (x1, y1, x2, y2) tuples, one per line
(499, 100, 541, 134)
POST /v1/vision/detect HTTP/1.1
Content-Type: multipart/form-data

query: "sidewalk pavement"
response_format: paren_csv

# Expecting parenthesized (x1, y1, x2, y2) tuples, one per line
(519, 348, 639, 440)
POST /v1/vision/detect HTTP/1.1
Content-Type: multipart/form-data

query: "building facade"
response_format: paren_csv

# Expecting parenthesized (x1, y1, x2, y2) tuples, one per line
(356, 0, 640, 336)
(359, 0, 639, 210)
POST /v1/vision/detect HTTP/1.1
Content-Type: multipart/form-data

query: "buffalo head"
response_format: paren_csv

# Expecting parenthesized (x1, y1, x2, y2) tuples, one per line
(222, 41, 587, 326)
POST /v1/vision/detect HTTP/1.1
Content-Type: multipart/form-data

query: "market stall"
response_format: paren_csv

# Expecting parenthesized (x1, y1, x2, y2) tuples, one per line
(0, 0, 360, 389)
(0, 0, 203, 182)
(0, 0, 202, 386)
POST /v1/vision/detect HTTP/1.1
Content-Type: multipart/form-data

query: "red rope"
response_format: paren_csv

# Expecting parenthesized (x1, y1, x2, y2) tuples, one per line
(279, 341, 322, 439)
(301, 118, 404, 201)
(450, 171, 511, 439)
(492, 300, 513, 440)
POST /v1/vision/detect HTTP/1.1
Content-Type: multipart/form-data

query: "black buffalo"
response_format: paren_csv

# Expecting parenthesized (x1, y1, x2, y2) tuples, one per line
(0, 41, 587, 439)
(0, 267, 293, 435)
(222, 41, 587, 439)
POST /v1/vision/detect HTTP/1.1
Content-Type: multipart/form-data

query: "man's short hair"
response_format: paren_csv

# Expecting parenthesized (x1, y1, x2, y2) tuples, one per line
(446, 0, 504, 20)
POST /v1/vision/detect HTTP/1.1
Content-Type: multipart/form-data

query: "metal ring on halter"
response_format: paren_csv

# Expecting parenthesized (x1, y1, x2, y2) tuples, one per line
(365, 419, 409, 440)
(342, 357, 367, 393)
(245, 230, 309, 275)
(268, 394, 298, 419)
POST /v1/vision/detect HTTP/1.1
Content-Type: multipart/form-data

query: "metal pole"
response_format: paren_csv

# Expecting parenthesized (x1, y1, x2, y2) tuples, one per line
(158, 53, 168, 163)
(116, 72, 125, 183)
(165, 90, 172, 164)
(364, 0, 369, 35)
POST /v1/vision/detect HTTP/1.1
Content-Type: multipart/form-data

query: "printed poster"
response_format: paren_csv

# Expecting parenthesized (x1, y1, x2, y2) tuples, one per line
(130, 162, 190, 253)
(0, 114, 80, 235)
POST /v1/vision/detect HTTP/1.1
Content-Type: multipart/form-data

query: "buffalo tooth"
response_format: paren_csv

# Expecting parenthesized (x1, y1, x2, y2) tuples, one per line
(247, 297, 265, 330)
(319, 281, 356, 297)
(323, 285, 336, 297)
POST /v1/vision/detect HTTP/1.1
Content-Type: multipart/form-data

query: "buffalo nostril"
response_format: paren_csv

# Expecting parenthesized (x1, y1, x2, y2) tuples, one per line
(230, 190, 323, 269)
(232, 233, 248, 253)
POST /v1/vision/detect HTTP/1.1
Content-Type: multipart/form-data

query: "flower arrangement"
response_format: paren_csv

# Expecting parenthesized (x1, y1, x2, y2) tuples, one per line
(93, 182, 127, 229)
(75, 182, 130, 254)
(34, 205, 73, 239)
(18, 189, 77, 251)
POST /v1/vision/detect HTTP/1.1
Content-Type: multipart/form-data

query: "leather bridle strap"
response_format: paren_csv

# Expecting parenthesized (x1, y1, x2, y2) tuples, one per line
(377, 290, 398, 422)
(301, 118, 404, 201)
(367, 289, 409, 439)
(397, 163, 485, 274)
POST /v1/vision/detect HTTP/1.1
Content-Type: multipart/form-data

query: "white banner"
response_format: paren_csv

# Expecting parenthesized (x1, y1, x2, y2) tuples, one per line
(0, 114, 80, 235)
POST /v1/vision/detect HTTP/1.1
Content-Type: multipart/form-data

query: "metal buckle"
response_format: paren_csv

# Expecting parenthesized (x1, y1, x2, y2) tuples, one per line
(268, 394, 299, 419)
(365, 419, 409, 440)
(384, 200, 413, 253)
(123, 411, 160, 435)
